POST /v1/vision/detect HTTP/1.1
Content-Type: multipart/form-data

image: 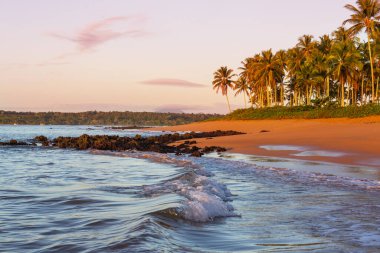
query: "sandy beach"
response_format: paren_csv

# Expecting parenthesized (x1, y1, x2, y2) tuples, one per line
(151, 116, 380, 169)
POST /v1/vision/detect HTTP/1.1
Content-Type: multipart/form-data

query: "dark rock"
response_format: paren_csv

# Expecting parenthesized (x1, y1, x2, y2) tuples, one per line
(190, 151, 203, 157)
(0, 139, 29, 146)
(35, 135, 48, 142)
(9, 139, 18, 145)
(202, 146, 227, 153)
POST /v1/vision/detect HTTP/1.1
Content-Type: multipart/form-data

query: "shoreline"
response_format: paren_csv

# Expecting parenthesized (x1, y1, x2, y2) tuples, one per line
(149, 116, 380, 170)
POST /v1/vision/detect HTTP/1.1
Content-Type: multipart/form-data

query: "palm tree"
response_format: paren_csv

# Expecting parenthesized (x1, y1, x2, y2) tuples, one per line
(358, 41, 372, 103)
(343, 0, 380, 102)
(252, 50, 283, 106)
(287, 47, 304, 105)
(329, 40, 363, 106)
(317, 35, 334, 98)
(297, 35, 316, 60)
(234, 76, 250, 108)
(275, 50, 288, 105)
(212, 66, 235, 113)
(332, 26, 353, 42)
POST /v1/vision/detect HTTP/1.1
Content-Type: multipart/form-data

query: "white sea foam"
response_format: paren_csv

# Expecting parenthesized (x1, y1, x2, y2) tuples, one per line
(142, 172, 237, 222)
(91, 150, 238, 222)
(189, 155, 380, 191)
(260, 145, 306, 151)
(293, 150, 347, 157)
(180, 191, 235, 222)
(90, 150, 380, 224)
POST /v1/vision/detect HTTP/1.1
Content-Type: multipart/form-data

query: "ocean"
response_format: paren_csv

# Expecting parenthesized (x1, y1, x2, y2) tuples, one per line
(0, 125, 379, 252)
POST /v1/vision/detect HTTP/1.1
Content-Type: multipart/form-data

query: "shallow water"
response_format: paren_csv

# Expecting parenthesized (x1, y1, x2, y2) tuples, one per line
(1, 126, 380, 252)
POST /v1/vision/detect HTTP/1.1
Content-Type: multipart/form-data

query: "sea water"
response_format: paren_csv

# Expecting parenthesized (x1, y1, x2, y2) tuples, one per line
(0, 125, 379, 252)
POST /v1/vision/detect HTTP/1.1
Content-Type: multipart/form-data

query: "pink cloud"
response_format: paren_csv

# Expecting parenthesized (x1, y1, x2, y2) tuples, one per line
(140, 78, 206, 88)
(47, 16, 146, 52)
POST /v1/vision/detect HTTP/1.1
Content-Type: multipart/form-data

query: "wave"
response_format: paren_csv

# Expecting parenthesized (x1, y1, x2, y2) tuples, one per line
(189, 155, 380, 192)
(91, 150, 239, 222)
(90, 149, 380, 227)
(92, 150, 380, 193)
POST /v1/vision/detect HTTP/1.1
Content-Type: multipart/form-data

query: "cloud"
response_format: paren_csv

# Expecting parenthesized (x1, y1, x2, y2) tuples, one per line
(47, 16, 146, 52)
(140, 78, 206, 88)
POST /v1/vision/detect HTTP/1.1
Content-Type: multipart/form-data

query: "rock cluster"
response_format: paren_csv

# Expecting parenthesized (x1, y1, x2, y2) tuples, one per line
(1, 130, 244, 157)
(49, 130, 243, 157)
(0, 139, 28, 146)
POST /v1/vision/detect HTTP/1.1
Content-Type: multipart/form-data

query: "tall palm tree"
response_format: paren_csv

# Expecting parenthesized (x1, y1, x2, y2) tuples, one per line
(343, 0, 380, 101)
(253, 50, 283, 106)
(358, 41, 372, 103)
(287, 47, 304, 105)
(234, 76, 250, 108)
(212, 66, 235, 113)
(275, 50, 288, 105)
(297, 35, 316, 60)
(332, 26, 353, 42)
(329, 40, 363, 106)
(317, 35, 334, 97)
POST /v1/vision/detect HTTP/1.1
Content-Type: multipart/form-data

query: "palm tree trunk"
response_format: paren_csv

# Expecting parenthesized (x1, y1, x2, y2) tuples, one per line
(243, 92, 247, 108)
(281, 84, 284, 106)
(309, 85, 313, 105)
(351, 84, 354, 105)
(317, 86, 320, 99)
(367, 33, 375, 102)
(376, 77, 379, 104)
(299, 92, 302, 106)
(340, 76, 345, 107)
(361, 78, 364, 105)
(326, 77, 330, 98)
(274, 83, 277, 106)
(225, 95, 231, 113)
(306, 85, 310, 105)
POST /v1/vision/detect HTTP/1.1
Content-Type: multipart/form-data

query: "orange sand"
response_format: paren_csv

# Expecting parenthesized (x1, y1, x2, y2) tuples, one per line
(151, 116, 380, 169)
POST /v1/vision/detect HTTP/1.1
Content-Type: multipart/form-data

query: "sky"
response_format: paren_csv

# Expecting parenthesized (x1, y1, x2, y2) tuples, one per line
(0, 0, 356, 114)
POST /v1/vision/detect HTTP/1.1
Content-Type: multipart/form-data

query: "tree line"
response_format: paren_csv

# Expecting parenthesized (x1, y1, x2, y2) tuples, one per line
(213, 0, 380, 112)
(0, 111, 220, 126)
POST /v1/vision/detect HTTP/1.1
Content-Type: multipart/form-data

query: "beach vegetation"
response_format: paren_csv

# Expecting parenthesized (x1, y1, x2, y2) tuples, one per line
(212, 66, 236, 113)
(0, 111, 221, 125)
(222, 103, 380, 120)
(213, 0, 380, 109)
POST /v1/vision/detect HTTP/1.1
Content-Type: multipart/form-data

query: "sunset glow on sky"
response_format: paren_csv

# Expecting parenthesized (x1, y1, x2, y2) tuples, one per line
(1, 0, 353, 113)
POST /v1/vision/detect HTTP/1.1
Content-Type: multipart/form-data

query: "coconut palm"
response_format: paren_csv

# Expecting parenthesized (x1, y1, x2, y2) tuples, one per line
(332, 26, 353, 42)
(234, 76, 250, 108)
(297, 35, 316, 60)
(317, 35, 334, 97)
(252, 50, 283, 106)
(212, 66, 236, 113)
(358, 41, 372, 103)
(343, 0, 380, 101)
(287, 47, 304, 105)
(275, 50, 288, 105)
(329, 40, 363, 106)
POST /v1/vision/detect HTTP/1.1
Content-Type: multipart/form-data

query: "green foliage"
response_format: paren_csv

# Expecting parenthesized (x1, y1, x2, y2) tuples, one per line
(222, 104, 380, 120)
(213, 1, 380, 109)
(0, 111, 221, 126)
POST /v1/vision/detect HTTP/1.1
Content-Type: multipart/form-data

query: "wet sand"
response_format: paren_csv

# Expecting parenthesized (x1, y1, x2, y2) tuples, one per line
(150, 116, 380, 169)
